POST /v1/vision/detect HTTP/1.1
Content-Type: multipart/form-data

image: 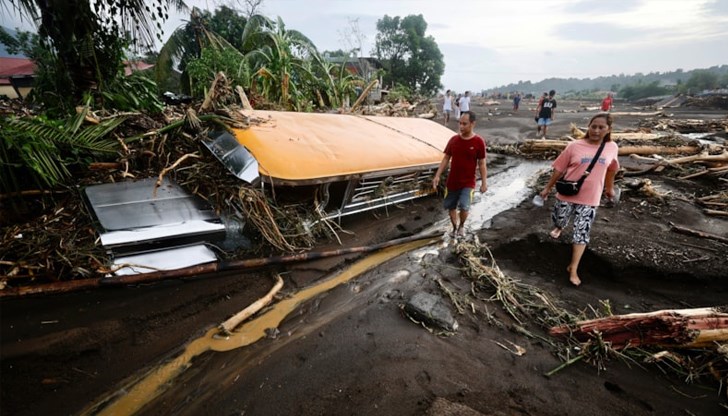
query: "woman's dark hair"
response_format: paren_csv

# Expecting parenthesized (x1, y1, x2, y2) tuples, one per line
(588, 112, 614, 142)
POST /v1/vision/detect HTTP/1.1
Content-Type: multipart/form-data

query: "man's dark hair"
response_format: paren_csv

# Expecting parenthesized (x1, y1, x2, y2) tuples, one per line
(549, 89, 556, 96)
(463, 111, 476, 122)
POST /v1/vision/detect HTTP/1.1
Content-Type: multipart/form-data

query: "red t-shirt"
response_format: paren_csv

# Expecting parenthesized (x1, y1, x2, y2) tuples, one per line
(444, 134, 487, 190)
(601, 96, 613, 111)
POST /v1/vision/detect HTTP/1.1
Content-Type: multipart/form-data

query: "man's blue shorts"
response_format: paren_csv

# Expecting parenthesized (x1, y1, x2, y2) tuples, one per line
(537, 118, 552, 126)
(443, 188, 474, 211)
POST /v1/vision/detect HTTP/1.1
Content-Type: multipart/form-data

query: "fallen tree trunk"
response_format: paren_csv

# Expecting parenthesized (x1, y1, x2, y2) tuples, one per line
(610, 110, 664, 117)
(670, 222, 728, 244)
(549, 307, 728, 349)
(667, 151, 728, 165)
(521, 140, 700, 157)
(0, 231, 442, 298)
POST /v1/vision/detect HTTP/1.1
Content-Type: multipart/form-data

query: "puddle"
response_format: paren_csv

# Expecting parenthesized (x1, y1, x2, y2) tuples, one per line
(83, 157, 549, 416)
(430, 159, 549, 232)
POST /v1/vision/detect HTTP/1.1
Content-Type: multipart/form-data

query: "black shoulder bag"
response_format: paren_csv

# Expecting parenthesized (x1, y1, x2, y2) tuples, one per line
(555, 140, 606, 196)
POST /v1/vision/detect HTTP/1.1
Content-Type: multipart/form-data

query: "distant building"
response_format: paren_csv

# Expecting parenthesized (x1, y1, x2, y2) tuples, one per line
(0, 57, 35, 99)
(0, 58, 154, 99)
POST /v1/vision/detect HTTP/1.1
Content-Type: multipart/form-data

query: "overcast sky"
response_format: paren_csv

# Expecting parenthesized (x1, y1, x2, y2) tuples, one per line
(3, 0, 728, 92)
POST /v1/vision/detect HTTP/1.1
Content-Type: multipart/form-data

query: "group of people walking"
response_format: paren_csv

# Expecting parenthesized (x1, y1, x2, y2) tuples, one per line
(436, 89, 619, 288)
(442, 90, 470, 123)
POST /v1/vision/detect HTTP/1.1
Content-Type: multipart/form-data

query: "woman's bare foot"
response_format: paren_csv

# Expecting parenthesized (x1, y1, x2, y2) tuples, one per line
(567, 266, 581, 286)
(549, 228, 562, 239)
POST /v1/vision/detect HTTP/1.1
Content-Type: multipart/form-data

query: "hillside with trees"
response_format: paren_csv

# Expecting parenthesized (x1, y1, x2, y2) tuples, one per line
(486, 65, 728, 100)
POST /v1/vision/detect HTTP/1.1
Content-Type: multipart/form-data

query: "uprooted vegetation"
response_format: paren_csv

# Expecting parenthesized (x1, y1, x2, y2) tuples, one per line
(423, 237, 727, 401)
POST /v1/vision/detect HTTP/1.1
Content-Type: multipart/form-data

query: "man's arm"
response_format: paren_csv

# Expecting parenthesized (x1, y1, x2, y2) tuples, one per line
(433, 154, 451, 189)
(478, 158, 487, 193)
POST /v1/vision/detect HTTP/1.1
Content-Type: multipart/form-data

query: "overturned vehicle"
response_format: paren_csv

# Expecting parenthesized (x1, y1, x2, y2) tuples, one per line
(207, 110, 454, 220)
(84, 110, 455, 275)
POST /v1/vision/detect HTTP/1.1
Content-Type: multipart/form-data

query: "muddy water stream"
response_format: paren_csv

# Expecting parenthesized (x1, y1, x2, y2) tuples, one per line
(83, 159, 548, 415)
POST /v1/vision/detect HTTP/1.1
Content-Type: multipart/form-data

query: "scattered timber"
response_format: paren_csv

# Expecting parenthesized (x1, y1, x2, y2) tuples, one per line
(670, 222, 728, 244)
(0, 231, 442, 298)
(549, 307, 728, 349)
(520, 139, 701, 157)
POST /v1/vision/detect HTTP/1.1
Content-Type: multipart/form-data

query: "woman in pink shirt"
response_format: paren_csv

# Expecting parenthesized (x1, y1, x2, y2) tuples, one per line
(539, 113, 620, 286)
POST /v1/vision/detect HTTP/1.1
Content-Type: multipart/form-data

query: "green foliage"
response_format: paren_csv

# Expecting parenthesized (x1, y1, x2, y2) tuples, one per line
(489, 65, 728, 98)
(6, 0, 187, 101)
(683, 70, 720, 92)
(100, 71, 165, 113)
(618, 81, 670, 101)
(0, 105, 123, 193)
(386, 83, 414, 102)
(185, 46, 252, 97)
(372, 14, 444, 96)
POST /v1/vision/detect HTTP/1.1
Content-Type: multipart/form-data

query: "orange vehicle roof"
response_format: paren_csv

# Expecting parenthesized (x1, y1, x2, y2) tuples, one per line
(232, 111, 456, 183)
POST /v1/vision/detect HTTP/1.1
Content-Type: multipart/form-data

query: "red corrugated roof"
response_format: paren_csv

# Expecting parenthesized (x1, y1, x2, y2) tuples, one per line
(0, 57, 36, 77)
(123, 60, 154, 76)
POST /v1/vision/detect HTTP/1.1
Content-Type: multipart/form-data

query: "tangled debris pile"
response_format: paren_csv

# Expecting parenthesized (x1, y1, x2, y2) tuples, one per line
(0, 74, 341, 291)
(441, 238, 727, 395)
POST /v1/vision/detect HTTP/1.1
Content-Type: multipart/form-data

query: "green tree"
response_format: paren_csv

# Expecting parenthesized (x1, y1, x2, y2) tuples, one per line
(372, 14, 444, 96)
(685, 70, 720, 92)
(6, 0, 187, 101)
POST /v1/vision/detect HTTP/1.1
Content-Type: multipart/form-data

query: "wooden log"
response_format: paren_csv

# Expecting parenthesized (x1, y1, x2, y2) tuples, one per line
(617, 145, 700, 156)
(0, 231, 442, 298)
(670, 222, 728, 244)
(218, 274, 284, 336)
(704, 209, 728, 217)
(549, 307, 728, 349)
(89, 162, 122, 170)
(609, 110, 664, 117)
(521, 140, 701, 157)
(667, 151, 728, 165)
(350, 79, 379, 113)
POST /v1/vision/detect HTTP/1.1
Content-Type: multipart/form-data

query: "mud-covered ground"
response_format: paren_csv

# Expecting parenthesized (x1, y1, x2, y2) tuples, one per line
(1, 98, 727, 416)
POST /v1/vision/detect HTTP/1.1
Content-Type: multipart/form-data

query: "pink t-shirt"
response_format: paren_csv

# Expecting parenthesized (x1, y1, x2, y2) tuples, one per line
(553, 139, 619, 207)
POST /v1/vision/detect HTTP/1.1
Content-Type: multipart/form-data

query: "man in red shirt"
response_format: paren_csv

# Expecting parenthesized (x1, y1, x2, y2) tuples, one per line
(433, 111, 488, 237)
(601, 93, 613, 112)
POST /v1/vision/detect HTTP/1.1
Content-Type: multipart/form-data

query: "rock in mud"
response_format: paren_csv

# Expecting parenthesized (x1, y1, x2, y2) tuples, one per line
(404, 292, 459, 332)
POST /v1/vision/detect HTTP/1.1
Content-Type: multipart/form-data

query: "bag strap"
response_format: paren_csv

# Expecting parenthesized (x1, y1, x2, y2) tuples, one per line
(575, 140, 607, 186)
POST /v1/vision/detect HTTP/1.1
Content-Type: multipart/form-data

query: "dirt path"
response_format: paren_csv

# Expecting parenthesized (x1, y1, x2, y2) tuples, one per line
(1, 99, 727, 416)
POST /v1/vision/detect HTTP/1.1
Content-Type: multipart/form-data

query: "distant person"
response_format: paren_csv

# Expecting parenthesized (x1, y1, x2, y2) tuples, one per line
(538, 112, 620, 286)
(443, 90, 453, 123)
(433, 111, 488, 238)
(536, 90, 557, 138)
(455, 93, 463, 120)
(459, 91, 471, 113)
(513, 93, 521, 111)
(601, 93, 614, 112)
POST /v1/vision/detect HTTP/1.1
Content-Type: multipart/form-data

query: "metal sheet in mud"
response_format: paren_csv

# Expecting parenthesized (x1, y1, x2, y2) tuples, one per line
(110, 244, 218, 276)
(203, 132, 259, 183)
(84, 178, 225, 250)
